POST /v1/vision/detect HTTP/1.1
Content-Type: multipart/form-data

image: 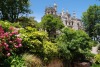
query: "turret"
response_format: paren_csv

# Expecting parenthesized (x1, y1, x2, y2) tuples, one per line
(54, 3, 57, 11)
(61, 9, 64, 15)
(72, 11, 76, 19)
(66, 9, 68, 14)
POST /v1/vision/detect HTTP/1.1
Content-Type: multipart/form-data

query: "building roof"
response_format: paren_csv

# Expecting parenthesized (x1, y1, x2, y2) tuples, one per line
(45, 7, 55, 12)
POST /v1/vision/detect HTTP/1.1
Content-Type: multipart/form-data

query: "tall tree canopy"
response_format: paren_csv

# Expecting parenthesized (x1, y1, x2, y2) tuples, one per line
(94, 23, 100, 42)
(0, 0, 30, 22)
(40, 14, 64, 40)
(18, 17, 38, 28)
(57, 27, 94, 63)
(82, 5, 100, 40)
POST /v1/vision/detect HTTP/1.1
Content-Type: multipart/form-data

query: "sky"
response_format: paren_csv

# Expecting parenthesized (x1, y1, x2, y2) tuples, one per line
(29, 0, 100, 22)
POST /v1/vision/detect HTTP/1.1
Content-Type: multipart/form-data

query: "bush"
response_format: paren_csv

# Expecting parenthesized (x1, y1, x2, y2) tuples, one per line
(19, 26, 59, 64)
(19, 26, 48, 53)
(10, 55, 26, 67)
(0, 55, 25, 67)
(94, 54, 100, 64)
(57, 27, 95, 62)
(43, 41, 58, 63)
(0, 25, 22, 57)
(22, 53, 43, 67)
(92, 64, 100, 67)
(0, 21, 21, 31)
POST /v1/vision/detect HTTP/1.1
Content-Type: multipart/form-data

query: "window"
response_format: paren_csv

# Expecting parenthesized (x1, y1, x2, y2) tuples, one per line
(77, 23, 80, 29)
(48, 12, 50, 14)
(66, 20, 67, 25)
(77, 23, 79, 26)
(72, 21, 73, 25)
(69, 22, 70, 25)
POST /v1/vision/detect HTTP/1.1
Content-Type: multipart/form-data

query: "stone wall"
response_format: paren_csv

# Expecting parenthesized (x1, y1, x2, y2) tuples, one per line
(74, 62, 90, 67)
(47, 59, 63, 67)
(46, 59, 90, 67)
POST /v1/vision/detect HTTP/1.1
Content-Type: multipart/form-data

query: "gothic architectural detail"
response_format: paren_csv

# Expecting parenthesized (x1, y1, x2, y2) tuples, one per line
(45, 3, 83, 30)
(45, 3, 57, 15)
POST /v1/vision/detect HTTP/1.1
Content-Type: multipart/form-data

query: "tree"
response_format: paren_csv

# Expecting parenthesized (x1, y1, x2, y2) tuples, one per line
(0, 0, 30, 22)
(18, 17, 38, 28)
(57, 27, 94, 66)
(40, 14, 64, 40)
(82, 5, 100, 39)
(94, 23, 100, 42)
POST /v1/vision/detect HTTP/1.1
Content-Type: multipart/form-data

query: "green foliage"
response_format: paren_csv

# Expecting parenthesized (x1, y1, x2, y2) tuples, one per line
(0, 18, 97, 66)
(0, 21, 21, 31)
(94, 23, 100, 36)
(18, 17, 38, 28)
(0, 22, 22, 58)
(20, 26, 58, 63)
(22, 53, 42, 67)
(0, 54, 25, 67)
(94, 23, 100, 42)
(20, 26, 47, 53)
(0, 20, 23, 66)
(43, 41, 58, 55)
(94, 54, 100, 64)
(92, 64, 100, 67)
(43, 41, 58, 62)
(82, 4, 100, 38)
(10, 56, 26, 67)
(40, 14, 64, 39)
(57, 27, 94, 61)
(0, 0, 30, 22)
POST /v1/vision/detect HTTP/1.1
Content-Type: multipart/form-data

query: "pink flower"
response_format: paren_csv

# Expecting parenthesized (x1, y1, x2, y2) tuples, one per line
(0, 25, 4, 34)
(9, 41, 13, 43)
(16, 38, 22, 43)
(12, 31, 18, 35)
(7, 52, 10, 57)
(9, 33, 13, 36)
(4, 43, 9, 47)
(5, 47, 10, 50)
(0, 26, 22, 56)
(5, 44, 9, 48)
(4, 32, 9, 37)
(16, 34, 21, 37)
(0, 44, 2, 46)
(14, 45, 19, 48)
(18, 44, 22, 47)
(9, 26, 14, 30)
(0, 35, 5, 39)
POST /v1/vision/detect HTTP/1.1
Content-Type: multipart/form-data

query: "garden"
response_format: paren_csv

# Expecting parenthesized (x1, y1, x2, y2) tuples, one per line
(0, 20, 99, 67)
(0, 0, 100, 67)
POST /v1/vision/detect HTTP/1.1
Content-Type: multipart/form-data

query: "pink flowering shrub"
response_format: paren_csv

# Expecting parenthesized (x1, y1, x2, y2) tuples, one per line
(0, 25, 22, 56)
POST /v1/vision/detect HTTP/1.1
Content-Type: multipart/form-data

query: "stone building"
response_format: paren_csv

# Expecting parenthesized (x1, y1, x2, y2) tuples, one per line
(45, 3, 57, 15)
(45, 3, 83, 30)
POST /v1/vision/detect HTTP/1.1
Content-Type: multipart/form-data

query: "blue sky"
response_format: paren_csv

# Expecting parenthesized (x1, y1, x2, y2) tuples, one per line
(29, 0, 100, 22)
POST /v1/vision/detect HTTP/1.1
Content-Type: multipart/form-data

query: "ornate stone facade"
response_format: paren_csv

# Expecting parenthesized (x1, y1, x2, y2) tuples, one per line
(45, 3, 57, 15)
(45, 3, 83, 30)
